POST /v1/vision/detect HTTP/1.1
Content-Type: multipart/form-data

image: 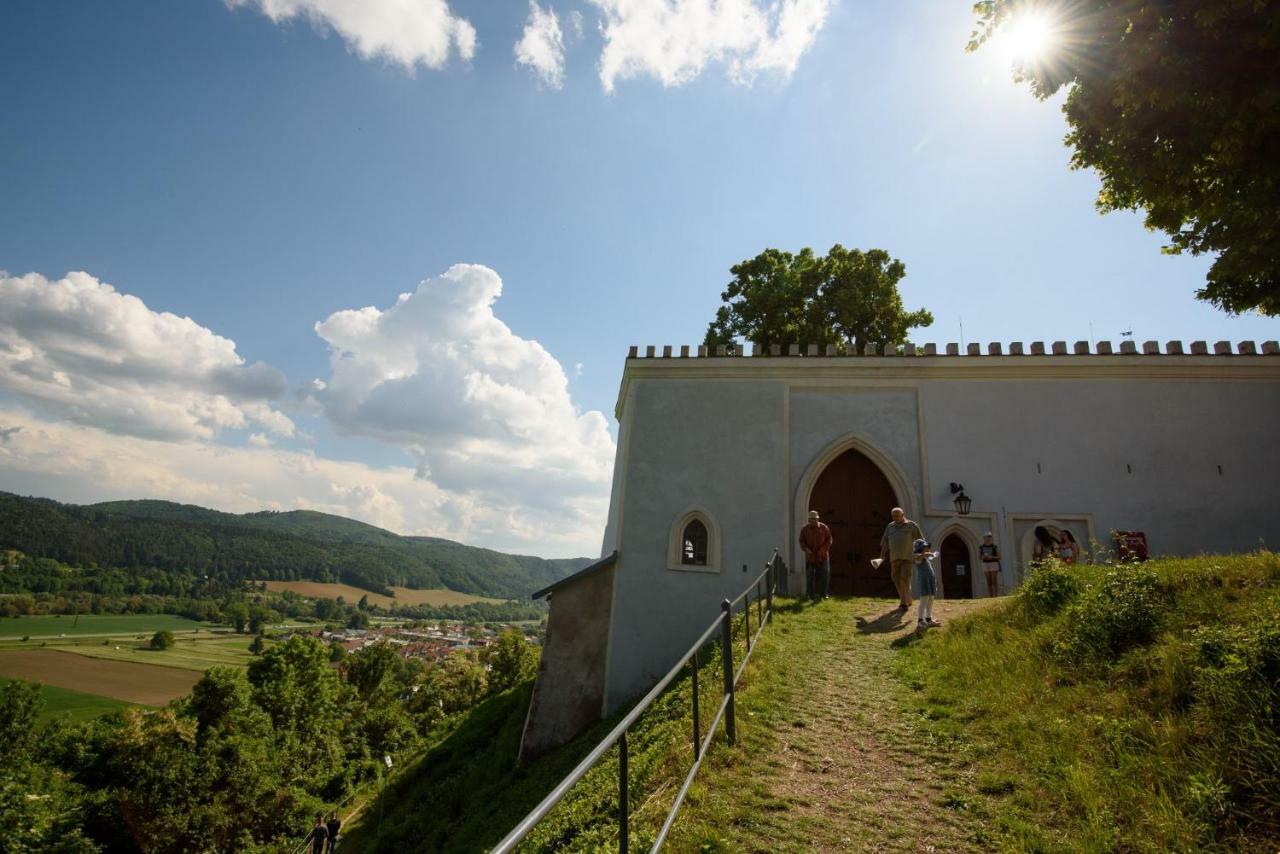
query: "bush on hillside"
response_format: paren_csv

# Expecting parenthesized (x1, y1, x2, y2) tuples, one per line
(149, 630, 175, 650)
(1052, 566, 1164, 663)
(1018, 559, 1080, 616)
(1192, 620, 1280, 832)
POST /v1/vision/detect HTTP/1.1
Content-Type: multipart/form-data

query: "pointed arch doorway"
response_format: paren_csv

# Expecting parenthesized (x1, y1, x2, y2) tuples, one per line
(806, 448, 899, 597)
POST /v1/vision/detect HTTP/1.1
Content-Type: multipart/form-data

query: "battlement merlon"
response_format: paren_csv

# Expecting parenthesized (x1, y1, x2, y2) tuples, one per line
(614, 340, 1280, 420)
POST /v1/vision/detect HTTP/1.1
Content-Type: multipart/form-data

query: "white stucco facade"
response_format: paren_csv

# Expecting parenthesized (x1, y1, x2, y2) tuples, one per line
(520, 340, 1280, 757)
(594, 342, 1280, 712)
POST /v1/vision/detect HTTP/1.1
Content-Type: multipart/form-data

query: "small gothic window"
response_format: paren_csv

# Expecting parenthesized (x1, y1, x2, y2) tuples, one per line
(681, 519, 708, 566)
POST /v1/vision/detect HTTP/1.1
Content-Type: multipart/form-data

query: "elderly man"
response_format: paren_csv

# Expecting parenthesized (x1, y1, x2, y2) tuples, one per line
(798, 510, 833, 600)
(880, 507, 924, 611)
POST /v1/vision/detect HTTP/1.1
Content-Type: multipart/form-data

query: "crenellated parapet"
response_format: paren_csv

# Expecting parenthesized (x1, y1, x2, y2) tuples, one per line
(627, 340, 1280, 359)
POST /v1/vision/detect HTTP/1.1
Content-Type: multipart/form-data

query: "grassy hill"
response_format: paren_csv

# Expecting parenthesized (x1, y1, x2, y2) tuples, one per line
(0, 492, 591, 600)
(347, 552, 1279, 851)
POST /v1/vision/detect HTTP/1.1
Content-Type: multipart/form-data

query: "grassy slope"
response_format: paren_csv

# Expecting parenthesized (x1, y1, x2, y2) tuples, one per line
(897, 552, 1280, 852)
(347, 553, 1280, 853)
(341, 596, 996, 853)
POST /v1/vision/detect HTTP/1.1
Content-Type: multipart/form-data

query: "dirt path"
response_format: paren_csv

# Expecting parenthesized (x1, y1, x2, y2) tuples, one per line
(670, 596, 997, 853)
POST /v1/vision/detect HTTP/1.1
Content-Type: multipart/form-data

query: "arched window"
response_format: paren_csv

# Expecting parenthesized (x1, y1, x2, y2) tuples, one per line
(667, 509, 720, 572)
(681, 519, 708, 566)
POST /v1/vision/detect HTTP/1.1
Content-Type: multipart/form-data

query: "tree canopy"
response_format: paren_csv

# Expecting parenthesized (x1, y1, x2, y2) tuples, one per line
(704, 245, 933, 351)
(970, 0, 1280, 315)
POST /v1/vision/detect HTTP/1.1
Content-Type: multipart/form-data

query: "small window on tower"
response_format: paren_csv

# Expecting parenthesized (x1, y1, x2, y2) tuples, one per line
(681, 519, 708, 566)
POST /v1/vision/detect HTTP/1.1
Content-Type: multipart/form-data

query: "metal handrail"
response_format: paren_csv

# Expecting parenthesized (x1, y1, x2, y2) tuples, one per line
(492, 553, 782, 854)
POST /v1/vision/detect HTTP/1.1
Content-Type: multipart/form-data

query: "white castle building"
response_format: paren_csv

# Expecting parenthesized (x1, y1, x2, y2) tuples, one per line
(520, 337, 1280, 759)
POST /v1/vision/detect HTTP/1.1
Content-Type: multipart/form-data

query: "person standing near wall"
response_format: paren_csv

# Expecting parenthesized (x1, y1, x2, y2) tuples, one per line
(881, 507, 924, 612)
(799, 510, 833, 600)
(979, 532, 1001, 597)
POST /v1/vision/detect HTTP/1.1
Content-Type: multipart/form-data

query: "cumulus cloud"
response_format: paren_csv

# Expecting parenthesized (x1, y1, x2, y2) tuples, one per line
(226, 0, 477, 71)
(0, 408, 604, 556)
(309, 264, 615, 531)
(0, 271, 294, 442)
(589, 0, 830, 92)
(515, 1, 567, 89)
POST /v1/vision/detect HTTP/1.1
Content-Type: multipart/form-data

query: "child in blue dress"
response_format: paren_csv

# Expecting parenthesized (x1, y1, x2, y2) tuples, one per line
(912, 538, 942, 628)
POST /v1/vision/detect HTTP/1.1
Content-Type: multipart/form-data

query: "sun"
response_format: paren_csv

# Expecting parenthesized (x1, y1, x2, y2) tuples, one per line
(996, 10, 1059, 66)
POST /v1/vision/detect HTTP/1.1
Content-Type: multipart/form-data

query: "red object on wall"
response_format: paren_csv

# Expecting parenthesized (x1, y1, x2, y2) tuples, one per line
(1115, 531, 1149, 561)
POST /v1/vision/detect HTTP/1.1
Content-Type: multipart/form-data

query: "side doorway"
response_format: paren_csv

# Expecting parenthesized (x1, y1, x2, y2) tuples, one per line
(938, 533, 973, 599)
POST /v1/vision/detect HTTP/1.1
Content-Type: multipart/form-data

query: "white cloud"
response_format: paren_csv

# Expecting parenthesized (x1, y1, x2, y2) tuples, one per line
(0, 408, 604, 556)
(588, 0, 830, 92)
(309, 265, 615, 524)
(226, 0, 477, 71)
(0, 271, 294, 442)
(515, 1, 567, 89)
(574, 362, 584, 377)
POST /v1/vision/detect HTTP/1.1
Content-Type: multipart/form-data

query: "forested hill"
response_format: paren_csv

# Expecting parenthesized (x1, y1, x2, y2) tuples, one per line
(0, 492, 591, 600)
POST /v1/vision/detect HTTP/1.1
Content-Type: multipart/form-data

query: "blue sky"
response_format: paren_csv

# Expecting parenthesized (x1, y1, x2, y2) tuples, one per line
(0, 0, 1275, 556)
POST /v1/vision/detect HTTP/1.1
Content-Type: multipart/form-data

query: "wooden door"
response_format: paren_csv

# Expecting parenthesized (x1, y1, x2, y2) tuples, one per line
(807, 449, 898, 597)
(939, 534, 973, 599)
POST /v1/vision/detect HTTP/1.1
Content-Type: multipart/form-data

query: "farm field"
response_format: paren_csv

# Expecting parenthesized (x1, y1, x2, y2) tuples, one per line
(0, 613, 205, 639)
(1, 677, 136, 723)
(0, 649, 201, 706)
(51, 634, 256, 671)
(259, 580, 503, 607)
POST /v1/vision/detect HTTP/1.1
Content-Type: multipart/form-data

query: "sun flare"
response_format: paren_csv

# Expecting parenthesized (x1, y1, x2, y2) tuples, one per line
(997, 10, 1058, 65)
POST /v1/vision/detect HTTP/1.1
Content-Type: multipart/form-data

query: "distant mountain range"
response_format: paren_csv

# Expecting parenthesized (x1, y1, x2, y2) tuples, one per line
(0, 492, 592, 600)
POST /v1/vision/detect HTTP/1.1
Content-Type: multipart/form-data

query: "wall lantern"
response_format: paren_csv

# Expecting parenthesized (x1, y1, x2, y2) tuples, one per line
(949, 482, 972, 516)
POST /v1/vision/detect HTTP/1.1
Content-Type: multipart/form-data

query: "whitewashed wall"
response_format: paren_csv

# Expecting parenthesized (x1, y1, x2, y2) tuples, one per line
(597, 348, 1280, 711)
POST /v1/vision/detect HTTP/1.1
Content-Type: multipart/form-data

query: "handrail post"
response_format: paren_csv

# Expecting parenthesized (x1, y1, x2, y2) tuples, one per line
(744, 590, 751, 650)
(690, 651, 701, 761)
(720, 599, 736, 745)
(766, 564, 773, 616)
(619, 732, 629, 854)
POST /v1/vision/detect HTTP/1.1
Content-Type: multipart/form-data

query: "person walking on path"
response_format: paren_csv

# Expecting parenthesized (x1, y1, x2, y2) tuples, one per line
(325, 813, 341, 853)
(304, 816, 328, 854)
(913, 539, 942, 628)
(799, 510, 833, 600)
(979, 532, 1001, 598)
(880, 507, 924, 611)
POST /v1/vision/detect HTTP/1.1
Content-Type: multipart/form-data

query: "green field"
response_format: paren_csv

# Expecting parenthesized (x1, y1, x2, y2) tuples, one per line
(1, 677, 136, 724)
(51, 634, 257, 671)
(0, 613, 205, 639)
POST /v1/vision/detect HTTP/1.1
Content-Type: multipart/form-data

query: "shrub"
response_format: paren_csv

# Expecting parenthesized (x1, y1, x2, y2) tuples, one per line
(1018, 560, 1081, 616)
(1053, 567, 1164, 663)
(1191, 620, 1280, 829)
(149, 630, 175, 650)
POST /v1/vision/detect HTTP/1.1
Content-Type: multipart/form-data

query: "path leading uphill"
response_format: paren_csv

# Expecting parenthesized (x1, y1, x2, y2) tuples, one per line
(667, 596, 999, 853)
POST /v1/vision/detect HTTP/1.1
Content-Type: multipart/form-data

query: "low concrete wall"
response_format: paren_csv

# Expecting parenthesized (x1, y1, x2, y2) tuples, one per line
(519, 562, 616, 763)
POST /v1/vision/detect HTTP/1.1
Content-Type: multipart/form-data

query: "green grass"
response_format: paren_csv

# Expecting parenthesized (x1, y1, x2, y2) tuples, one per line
(46, 634, 256, 671)
(0, 677, 136, 724)
(343, 595, 995, 853)
(338, 608, 766, 852)
(0, 613, 205, 639)
(897, 552, 1280, 852)
(340, 553, 1280, 852)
